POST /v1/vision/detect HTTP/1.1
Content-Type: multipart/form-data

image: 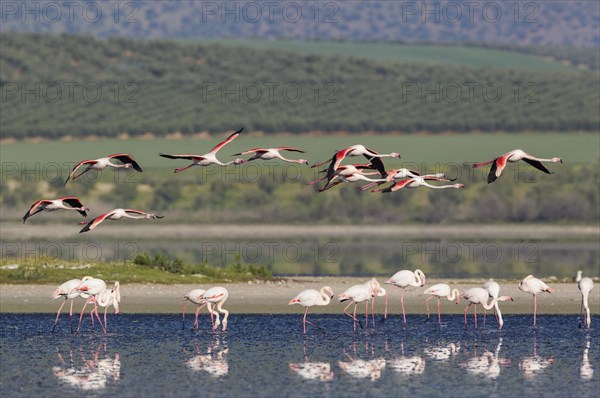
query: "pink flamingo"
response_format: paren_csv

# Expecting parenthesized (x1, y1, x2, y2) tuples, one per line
(79, 208, 163, 233)
(203, 287, 229, 332)
(364, 278, 388, 321)
(423, 283, 460, 324)
(311, 144, 400, 176)
(519, 275, 552, 327)
(358, 168, 454, 191)
(159, 127, 244, 172)
(288, 286, 334, 334)
(182, 288, 207, 331)
(23, 197, 89, 223)
(92, 282, 121, 333)
(372, 176, 464, 192)
(386, 269, 426, 323)
(462, 287, 513, 329)
(65, 154, 142, 185)
(316, 166, 389, 192)
(483, 279, 504, 326)
(233, 147, 308, 164)
(471, 149, 562, 183)
(73, 277, 108, 334)
(339, 284, 376, 331)
(307, 162, 377, 187)
(576, 271, 593, 329)
(51, 277, 92, 334)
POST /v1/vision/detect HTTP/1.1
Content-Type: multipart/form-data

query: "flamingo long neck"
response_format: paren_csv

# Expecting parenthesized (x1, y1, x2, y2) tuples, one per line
(527, 155, 559, 163)
(413, 271, 424, 287)
(421, 180, 457, 189)
(447, 289, 460, 302)
(320, 288, 332, 305)
(481, 297, 498, 311)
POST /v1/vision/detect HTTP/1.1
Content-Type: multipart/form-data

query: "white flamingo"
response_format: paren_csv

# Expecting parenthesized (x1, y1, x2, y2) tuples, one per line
(386, 269, 426, 323)
(79, 208, 164, 233)
(519, 275, 552, 327)
(576, 270, 594, 329)
(23, 197, 89, 223)
(73, 277, 108, 334)
(182, 288, 207, 331)
(423, 283, 460, 324)
(65, 154, 142, 185)
(159, 127, 244, 172)
(288, 286, 334, 334)
(372, 176, 464, 192)
(234, 147, 308, 164)
(51, 277, 92, 334)
(462, 287, 513, 329)
(338, 284, 376, 331)
(203, 287, 229, 332)
(471, 148, 562, 184)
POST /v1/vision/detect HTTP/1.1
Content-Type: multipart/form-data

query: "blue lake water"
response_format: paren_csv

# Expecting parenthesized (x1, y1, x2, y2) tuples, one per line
(1, 314, 598, 397)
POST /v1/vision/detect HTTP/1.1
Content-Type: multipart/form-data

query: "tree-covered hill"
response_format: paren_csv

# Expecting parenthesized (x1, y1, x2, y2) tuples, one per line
(1, 33, 599, 138)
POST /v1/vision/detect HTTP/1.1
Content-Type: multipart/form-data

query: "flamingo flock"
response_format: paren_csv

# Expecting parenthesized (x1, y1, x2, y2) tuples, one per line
(51, 270, 594, 335)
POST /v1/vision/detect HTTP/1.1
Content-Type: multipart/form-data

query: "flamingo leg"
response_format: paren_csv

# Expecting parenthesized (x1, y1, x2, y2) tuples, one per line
(370, 298, 375, 325)
(303, 306, 309, 334)
(353, 303, 358, 331)
(365, 301, 369, 329)
(474, 304, 478, 328)
(425, 296, 434, 320)
(52, 298, 68, 334)
(69, 299, 74, 334)
(401, 288, 407, 323)
(464, 304, 469, 326)
(343, 301, 358, 322)
(579, 296, 584, 328)
(437, 297, 441, 324)
(104, 307, 108, 333)
(533, 294, 537, 327)
(384, 293, 388, 320)
(182, 303, 187, 330)
(174, 163, 195, 173)
(77, 296, 93, 333)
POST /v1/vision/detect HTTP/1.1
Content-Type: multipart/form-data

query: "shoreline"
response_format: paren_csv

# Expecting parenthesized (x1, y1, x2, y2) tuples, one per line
(1, 278, 597, 314)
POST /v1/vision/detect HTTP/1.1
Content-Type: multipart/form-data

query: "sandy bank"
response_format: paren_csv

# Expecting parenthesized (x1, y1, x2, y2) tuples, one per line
(1, 278, 598, 315)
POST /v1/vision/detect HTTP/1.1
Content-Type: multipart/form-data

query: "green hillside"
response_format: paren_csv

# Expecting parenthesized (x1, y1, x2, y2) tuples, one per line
(208, 39, 582, 72)
(1, 33, 599, 139)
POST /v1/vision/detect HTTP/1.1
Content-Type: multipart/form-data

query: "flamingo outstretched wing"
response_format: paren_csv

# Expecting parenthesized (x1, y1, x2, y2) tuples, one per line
(521, 158, 552, 174)
(276, 147, 305, 153)
(22, 200, 52, 223)
(79, 211, 114, 233)
(232, 148, 267, 156)
(109, 154, 143, 172)
(60, 196, 88, 217)
(209, 127, 244, 154)
(64, 159, 97, 185)
(159, 153, 205, 161)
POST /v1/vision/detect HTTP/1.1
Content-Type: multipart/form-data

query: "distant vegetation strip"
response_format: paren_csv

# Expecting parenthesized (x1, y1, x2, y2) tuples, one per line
(1, 33, 598, 138)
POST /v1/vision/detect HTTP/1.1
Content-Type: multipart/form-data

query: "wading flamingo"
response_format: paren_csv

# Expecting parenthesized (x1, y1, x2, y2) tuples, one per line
(339, 284, 376, 331)
(471, 149, 562, 184)
(372, 176, 464, 193)
(423, 283, 460, 324)
(288, 286, 334, 334)
(233, 147, 308, 164)
(23, 197, 89, 223)
(182, 288, 207, 331)
(73, 277, 107, 334)
(386, 269, 426, 323)
(364, 278, 387, 321)
(93, 282, 121, 333)
(159, 127, 244, 172)
(462, 287, 513, 329)
(483, 279, 504, 327)
(576, 271, 594, 329)
(79, 208, 164, 233)
(65, 154, 142, 185)
(51, 277, 91, 334)
(203, 287, 229, 332)
(519, 275, 552, 327)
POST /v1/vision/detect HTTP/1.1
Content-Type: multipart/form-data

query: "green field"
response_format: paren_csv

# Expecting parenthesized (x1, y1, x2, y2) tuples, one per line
(208, 39, 580, 72)
(2, 133, 598, 174)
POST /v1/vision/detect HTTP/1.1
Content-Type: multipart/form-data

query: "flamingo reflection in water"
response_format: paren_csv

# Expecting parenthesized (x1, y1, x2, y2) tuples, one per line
(386, 340, 426, 376)
(580, 337, 594, 381)
(289, 340, 334, 382)
(338, 339, 386, 381)
(53, 342, 120, 391)
(424, 341, 460, 361)
(185, 337, 229, 378)
(519, 334, 554, 380)
(461, 337, 510, 380)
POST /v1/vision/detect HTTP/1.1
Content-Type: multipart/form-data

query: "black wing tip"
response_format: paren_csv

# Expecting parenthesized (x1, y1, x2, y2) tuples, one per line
(232, 152, 242, 156)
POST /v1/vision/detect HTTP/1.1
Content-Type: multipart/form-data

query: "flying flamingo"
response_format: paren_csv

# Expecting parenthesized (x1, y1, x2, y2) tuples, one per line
(65, 154, 142, 185)
(307, 163, 378, 188)
(371, 176, 464, 193)
(471, 149, 562, 184)
(78, 208, 164, 233)
(182, 288, 207, 331)
(233, 147, 308, 164)
(92, 282, 121, 333)
(316, 166, 389, 192)
(358, 168, 454, 191)
(288, 286, 334, 334)
(364, 278, 388, 321)
(202, 287, 229, 332)
(423, 283, 460, 324)
(519, 275, 552, 327)
(311, 144, 400, 176)
(576, 270, 594, 329)
(339, 284, 377, 330)
(23, 197, 89, 223)
(386, 269, 426, 323)
(159, 127, 245, 172)
(51, 277, 92, 334)
(462, 287, 513, 329)
(73, 277, 107, 334)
